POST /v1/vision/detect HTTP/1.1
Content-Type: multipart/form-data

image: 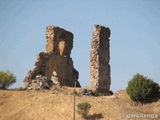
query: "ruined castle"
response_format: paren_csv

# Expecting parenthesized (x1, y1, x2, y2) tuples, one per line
(23, 25, 111, 93)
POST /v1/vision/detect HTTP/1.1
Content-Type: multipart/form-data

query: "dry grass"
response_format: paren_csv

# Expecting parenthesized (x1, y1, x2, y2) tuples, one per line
(0, 87, 159, 120)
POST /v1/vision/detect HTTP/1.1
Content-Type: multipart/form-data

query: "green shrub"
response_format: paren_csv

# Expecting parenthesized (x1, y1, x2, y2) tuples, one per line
(91, 90, 100, 96)
(77, 102, 91, 118)
(0, 70, 16, 89)
(126, 73, 159, 102)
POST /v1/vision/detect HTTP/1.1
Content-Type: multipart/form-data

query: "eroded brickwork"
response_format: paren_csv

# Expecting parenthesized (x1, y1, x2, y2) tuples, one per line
(90, 24, 111, 92)
(23, 26, 80, 89)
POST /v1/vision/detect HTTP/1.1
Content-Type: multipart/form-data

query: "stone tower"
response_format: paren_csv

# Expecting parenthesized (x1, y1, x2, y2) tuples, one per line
(90, 24, 111, 92)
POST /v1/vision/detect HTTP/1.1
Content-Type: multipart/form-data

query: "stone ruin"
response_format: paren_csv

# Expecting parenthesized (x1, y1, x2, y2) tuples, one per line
(23, 26, 81, 90)
(23, 24, 111, 93)
(90, 25, 111, 93)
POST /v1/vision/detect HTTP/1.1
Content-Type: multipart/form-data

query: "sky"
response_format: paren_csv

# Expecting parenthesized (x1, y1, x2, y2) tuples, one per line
(0, 0, 160, 92)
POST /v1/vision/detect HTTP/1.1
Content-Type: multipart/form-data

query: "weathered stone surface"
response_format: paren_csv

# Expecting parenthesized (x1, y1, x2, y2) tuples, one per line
(90, 24, 111, 93)
(23, 26, 80, 89)
(46, 26, 73, 57)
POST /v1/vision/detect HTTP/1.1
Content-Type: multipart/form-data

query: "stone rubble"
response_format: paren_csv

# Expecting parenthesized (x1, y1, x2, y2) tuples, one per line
(79, 88, 113, 96)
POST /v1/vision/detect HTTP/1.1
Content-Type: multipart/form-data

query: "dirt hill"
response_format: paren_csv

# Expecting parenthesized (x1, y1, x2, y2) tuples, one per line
(0, 87, 160, 120)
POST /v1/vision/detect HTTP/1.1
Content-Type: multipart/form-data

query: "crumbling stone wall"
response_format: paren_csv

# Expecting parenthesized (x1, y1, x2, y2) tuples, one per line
(46, 26, 73, 57)
(90, 24, 111, 92)
(23, 26, 80, 89)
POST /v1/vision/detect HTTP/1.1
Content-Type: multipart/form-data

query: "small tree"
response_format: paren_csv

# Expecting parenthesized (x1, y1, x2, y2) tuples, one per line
(0, 70, 16, 89)
(126, 73, 159, 102)
(77, 102, 91, 118)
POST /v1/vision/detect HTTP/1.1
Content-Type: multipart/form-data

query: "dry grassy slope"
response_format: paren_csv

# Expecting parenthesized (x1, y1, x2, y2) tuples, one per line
(0, 87, 160, 120)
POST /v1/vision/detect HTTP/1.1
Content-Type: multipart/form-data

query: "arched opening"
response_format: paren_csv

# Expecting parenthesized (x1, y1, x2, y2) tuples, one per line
(52, 70, 59, 85)
(58, 40, 66, 56)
